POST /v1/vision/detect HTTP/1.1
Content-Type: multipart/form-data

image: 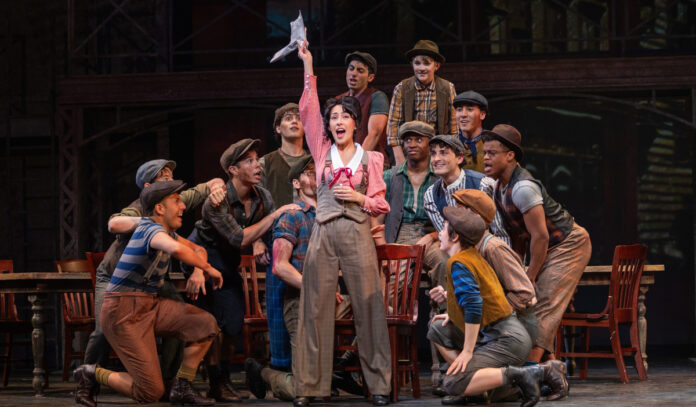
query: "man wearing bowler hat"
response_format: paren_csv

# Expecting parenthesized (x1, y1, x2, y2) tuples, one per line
(335, 51, 390, 163)
(481, 124, 592, 363)
(387, 40, 457, 166)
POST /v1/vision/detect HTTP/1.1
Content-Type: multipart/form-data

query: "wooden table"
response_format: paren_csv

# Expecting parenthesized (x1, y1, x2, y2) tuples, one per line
(0, 272, 93, 396)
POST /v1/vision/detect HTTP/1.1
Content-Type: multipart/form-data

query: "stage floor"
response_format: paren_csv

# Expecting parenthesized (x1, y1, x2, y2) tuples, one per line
(2, 357, 695, 406)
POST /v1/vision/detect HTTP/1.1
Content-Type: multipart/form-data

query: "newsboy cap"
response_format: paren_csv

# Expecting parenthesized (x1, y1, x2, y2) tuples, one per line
(398, 120, 435, 140)
(345, 51, 377, 74)
(220, 138, 261, 175)
(481, 124, 523, 160)
(443, 206, 487, 247)
(405, 40, 445, 63)
(287, 155, 315, 183)
(452, 189, 496, 225)
(140, 180, 187, 213)
(429, 134, 466, 156)
(453, 90, 488, 112)
(273, 103, 300, 130)
(135, 159, 176, 190)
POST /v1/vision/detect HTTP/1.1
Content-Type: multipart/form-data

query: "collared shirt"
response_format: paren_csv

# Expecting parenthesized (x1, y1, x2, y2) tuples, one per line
(424, 169, 470, 232)
(272, 200, 316, 279)
(386, 77, 457, 147)
(383, 162, 436, 224)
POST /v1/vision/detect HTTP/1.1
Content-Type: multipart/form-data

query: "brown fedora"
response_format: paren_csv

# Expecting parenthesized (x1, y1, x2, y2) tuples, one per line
(481, 124, 523, 160)
(405, 40, 445, 63)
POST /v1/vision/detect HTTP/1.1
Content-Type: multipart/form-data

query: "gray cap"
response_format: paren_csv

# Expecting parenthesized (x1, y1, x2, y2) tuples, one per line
(345, 51, 377, 74)
(398, 120, 435, 140)
(140, 180, 187, 213)
(453, 90, 488, 112)
(429, 134, 465, 156)
(443, 206, 486, 246)
(135, 159, 176, 190)
(220, 138, 261, 175)
(288, 155, 315, 183)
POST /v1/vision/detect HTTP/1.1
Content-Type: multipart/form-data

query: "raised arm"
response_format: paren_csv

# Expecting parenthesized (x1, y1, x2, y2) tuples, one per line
(297, 42, 330, 162)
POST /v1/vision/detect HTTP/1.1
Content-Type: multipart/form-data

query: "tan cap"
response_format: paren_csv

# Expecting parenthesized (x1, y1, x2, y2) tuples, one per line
(443, 206, 486, 246)
(452, 189, 496, 225)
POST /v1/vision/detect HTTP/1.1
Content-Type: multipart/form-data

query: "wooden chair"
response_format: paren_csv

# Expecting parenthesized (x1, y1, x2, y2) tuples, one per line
(335, 244, 425, 402)
(555, 244, 648, 383)
(85, 252, 106, 288)
(239, 255, 268, 360)
(54, 260, 96, 381)
(0, 260, 33, 387)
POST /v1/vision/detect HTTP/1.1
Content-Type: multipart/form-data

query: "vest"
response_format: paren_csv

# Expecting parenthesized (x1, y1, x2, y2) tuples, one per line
(384, 169, 405, 243)
(445, 247, 512, 332)
(432, 170, 484, 216)
(262, 149, 311, 207)
(315, 149, 370, 224)
(336, 87, 388, 160)
(401, 76, 452, 135)
(494, 166, 574, 254)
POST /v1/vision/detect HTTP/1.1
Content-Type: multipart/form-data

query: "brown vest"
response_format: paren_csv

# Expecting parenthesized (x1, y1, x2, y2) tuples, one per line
(262, 149, 311, 207)
(401, 76, 452, 135)
(336, 87, 388, 161)
(315, 149, 370, 224)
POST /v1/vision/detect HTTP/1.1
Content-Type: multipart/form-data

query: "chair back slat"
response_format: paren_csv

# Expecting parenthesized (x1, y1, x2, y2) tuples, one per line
(0, 260, 19, 322)
(54, 260, 95, 321)
(378, 244, 425, 320)
(239, 255, 264, 319)
(609, 244, 648, 318)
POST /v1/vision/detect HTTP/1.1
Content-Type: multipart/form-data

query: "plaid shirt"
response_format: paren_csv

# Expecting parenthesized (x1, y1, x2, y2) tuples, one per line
(266, 199, 315, 368)
(383, 162, 437, 224)
(386, 77, 457, 147)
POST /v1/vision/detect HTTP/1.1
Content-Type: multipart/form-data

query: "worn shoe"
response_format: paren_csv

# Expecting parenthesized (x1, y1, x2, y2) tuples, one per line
(432, 386, 447, 397)
(223, 378, 249, 400)
(74, 364, 99, 407)
(208, 375, 242, 403)
(170, 377, 215, 406)
(539, 359, 569, 400)
(504, 366, 543, 407)
(244, 358, 267, 400)
(372, 394, 390, 406)
(293, 396, 311, 406)
(332, 371, 365, 396)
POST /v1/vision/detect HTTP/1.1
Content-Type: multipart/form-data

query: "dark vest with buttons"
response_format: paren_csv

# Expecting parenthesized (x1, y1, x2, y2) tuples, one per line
(262, 149, 311, 207)
(401, 76, 452, 135)
(494, 166, 574, 252)
(432, 169, 485, 216)
(316, 150, 370, 224)
(336, 87, 388, 161)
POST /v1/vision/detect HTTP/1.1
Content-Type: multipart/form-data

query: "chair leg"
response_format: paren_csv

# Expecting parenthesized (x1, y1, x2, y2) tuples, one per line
(242, 325, 251, 359)
(609, 322, 629, 383)
(579, 326, 589, 380)
(629, 321, 648, 380)
(63, 327, 72, 382)
(410, 329, 420, 399)
(389, 326, 398, 403)
(2, 333, 10, 387)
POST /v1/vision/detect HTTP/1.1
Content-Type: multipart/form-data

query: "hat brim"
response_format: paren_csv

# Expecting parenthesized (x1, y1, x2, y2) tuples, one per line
(480, 130, 523, 160)
(405, 49, 445, 63)
(453, 98, 488, 110)
(233, 139, 261, 166)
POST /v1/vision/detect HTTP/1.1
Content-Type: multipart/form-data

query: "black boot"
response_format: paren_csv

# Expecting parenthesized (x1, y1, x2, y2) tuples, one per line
(539, 360, 569, 400)
(504, 366, 543, 407)
(208, 375, 242, 403)
(74, 364, 99, 407)
(170, 377, 215, 406)
(244, 358, 267, 400)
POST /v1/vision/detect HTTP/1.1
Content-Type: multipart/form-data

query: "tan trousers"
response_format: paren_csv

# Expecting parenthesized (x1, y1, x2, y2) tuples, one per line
(295, 217, 392, 397)
(534, 223, 592, 351)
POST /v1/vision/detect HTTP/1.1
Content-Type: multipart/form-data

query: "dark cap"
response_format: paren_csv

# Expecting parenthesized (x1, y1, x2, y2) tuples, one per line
(405, 40, 445, 63)
(452, 189, 496, 225)
(140, 180, 187, 213)
(220, 138, 261, 175)
(135, 159, 176, 190)
(453, 90, 488, 112)
(398, 121, 435, 140)
(443, 206, 487, 246)
(429, 134, 465, 156)
(345, 51, 377, 74)
(481, 124, 523, 160)
(273, 103, 300, 130)
(287, 155, 315, 183)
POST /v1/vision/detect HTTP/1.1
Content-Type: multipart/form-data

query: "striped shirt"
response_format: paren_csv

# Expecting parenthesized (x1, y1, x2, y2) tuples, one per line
(451, 262, 482, 324)
(107, 218, 176, 293)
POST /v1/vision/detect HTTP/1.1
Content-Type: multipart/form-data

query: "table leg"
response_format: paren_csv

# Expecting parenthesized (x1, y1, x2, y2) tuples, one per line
(27, 294, 46, 396)
(638, 285, 648, 372)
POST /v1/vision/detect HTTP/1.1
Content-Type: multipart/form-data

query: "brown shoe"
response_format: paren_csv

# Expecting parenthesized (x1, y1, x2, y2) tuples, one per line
(208, 376, 242, 403)
(73, 364, 99, 407)
(170, 377, 215, 406)
(539, 360, 569, 400)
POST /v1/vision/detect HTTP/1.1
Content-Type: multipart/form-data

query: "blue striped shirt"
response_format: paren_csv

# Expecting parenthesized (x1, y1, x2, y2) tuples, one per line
(107, 218, 176, 293)
(451, 262, 483, 324)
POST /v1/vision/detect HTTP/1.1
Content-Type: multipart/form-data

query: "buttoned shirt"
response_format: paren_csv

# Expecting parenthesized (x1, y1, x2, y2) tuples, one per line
(383, 162, 436, 224)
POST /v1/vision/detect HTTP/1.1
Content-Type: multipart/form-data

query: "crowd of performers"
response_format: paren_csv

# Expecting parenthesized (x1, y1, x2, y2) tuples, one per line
(73, 39, 591, 407)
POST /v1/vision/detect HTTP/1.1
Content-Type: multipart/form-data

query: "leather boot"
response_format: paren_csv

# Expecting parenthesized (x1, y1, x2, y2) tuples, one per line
(244, 358, 267, 400)
(539, 360, 569, 400)
(170, 377, 215, 406)
(74, 364, 99, 407)
(208, 376, 242, 403)
(504, 366, 543, 407)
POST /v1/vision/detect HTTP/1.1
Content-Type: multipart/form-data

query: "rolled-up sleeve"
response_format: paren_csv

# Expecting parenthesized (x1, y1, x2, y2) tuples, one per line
(201, 199, 244, 249)
(362, 151, 390, 215)
(180, 182, 209, 212)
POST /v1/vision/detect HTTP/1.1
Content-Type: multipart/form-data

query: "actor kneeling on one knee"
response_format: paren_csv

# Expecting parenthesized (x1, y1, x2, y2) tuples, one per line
(427, 206, 547, 407)
(74, 180, 223, 407)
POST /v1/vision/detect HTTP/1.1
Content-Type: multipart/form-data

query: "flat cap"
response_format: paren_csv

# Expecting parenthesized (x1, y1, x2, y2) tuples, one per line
(443, 206, 487, 247)
(453, 90, 488, 111)
(135, 159, 176, 190)
(220, 138, 261, 175)
(452, 189, 496, 225)
(345, 51, 377, 74)
(481, 124, 523, 160)
(140, 180, 187, 213)
(287, 155, 315, 183)
(398, 120, 435, 140)
(273, 103, 300, 129)
(429, 134, 465, 156)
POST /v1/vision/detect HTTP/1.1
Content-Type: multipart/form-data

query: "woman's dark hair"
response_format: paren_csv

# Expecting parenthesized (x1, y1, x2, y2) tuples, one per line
(322, 96, 362, 143)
